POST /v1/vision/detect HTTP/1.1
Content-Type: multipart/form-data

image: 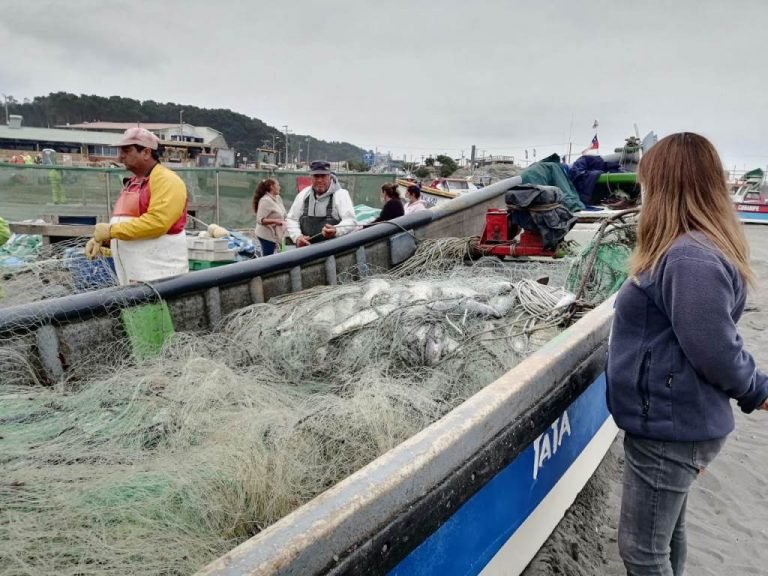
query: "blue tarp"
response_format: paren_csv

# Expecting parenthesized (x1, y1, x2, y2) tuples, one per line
(568, 156, 622, 204)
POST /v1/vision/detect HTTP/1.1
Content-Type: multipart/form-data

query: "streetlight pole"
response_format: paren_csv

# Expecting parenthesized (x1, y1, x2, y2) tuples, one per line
(282, 125, 290, 167)
(1, 94, 9, 125)
(305, 137, 310, 164)
(179, 109, 184, 139)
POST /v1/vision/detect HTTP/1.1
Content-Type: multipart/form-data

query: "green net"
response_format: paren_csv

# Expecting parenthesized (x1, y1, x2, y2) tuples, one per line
(565, 220, 636, 306)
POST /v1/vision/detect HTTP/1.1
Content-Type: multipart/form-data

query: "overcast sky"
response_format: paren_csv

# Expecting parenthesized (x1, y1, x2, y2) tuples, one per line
(1, 0, 766, 170)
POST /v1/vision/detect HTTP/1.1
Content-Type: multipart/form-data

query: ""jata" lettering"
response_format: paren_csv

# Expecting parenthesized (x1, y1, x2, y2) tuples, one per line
(532, 410, 571, 480)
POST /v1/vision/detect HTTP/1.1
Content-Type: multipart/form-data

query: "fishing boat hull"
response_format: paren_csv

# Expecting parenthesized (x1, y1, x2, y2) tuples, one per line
(735, 202, 768, 224)
(420, 188, 456, 208)
(396, 178, 460, 208)
(391, 377, 616, 576)
(0, 178, 621, 576)
(730, 168, 768, 224)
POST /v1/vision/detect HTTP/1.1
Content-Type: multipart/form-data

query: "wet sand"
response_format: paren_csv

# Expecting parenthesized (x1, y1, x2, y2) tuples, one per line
(524, 225, 768, 575)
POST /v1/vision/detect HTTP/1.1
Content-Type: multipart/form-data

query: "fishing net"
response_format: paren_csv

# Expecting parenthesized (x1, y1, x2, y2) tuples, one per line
(565, 214, 637, 306)
(0, 219, 634, 575)
(0, 233, 118, 307)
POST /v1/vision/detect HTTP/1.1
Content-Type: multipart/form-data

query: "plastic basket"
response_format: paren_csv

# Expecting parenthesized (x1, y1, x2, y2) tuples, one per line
(186, 237, 231, 252)
(189, 259, 233, 271)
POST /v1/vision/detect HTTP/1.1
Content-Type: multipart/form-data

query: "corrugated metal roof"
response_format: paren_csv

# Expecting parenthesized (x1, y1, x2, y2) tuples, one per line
(0, 125, 121, 145)
(58, 122, 178, 130)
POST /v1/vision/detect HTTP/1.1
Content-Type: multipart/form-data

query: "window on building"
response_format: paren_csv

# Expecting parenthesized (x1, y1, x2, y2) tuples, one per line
(88, 145, 119, 157)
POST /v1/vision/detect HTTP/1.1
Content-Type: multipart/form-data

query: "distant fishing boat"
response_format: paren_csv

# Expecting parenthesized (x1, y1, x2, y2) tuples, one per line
(731, 168, 768, 224)
(588, 168, 768, 225)
(430, 176, 480, 194)
(396, 177, 478, 208)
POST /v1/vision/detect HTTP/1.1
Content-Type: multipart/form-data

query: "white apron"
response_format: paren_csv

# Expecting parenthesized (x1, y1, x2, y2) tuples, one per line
(109, 173, 189, 285)
(110, 216, 188, 285)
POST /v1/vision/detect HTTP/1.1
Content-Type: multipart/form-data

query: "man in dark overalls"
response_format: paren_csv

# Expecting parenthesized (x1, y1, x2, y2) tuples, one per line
(286, 161, 357, 247)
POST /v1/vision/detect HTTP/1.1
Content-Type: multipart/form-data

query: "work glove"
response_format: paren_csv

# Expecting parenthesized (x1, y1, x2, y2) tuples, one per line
(93, 223, 112, 243)
(84, 238, 102, 260)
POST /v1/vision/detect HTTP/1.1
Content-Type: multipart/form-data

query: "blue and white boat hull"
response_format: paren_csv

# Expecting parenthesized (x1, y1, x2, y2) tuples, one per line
(393, 375, 616, 575)
(736, 203, 768, 224)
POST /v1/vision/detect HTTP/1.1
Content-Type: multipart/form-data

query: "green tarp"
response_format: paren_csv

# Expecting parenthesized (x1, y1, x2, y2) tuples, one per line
(0, 232, 42, 267)
(354, 204, 381, 225)
(521, 162, 585, 213)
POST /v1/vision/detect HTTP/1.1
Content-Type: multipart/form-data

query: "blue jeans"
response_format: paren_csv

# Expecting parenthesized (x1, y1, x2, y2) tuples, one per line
(258, 238, 277, 256)
(618, 433, 725, 576)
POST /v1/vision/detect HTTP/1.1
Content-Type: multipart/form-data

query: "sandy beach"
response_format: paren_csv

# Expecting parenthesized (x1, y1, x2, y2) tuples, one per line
(525, 224, 768, 576)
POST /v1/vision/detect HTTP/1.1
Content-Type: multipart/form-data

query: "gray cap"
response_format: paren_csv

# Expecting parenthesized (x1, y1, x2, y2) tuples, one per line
(309, 160, 331, 175)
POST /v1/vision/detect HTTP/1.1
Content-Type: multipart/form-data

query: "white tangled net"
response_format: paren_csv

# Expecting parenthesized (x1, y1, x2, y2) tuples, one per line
(0, 233, 625, 575)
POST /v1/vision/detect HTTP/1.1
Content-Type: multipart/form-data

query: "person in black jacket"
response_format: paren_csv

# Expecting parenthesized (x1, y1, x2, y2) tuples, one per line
(367, 182, 404, 225)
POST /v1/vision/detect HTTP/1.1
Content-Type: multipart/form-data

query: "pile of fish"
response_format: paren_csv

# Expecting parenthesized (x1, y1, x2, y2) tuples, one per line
(238, 275, 575, 369)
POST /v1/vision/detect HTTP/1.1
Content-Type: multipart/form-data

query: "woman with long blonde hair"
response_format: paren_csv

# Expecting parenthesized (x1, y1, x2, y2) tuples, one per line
(607, 132, 768, 575)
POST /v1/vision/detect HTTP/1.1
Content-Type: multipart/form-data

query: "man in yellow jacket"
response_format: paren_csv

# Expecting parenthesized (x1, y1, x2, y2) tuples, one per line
(85, 127, 189, 285)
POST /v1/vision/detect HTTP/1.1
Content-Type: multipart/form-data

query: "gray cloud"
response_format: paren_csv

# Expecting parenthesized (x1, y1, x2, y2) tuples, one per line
(2, 0, 767, 168)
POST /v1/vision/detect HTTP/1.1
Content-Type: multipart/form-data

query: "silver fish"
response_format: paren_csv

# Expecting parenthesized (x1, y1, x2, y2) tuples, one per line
(360, 279, 391, 308)
(330, 304, 397, 338)
(488, 294, 518, 317)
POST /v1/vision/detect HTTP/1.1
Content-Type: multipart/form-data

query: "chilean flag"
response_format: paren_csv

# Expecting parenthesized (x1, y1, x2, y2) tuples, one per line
(582, 134, 599, 155)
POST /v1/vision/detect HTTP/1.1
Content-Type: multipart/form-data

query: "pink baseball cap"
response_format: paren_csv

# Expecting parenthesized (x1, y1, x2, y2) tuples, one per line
(117, 127, 160, 150)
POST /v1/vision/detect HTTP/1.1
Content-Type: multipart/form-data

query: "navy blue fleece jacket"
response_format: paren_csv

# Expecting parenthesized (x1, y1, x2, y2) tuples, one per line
(607, 232, 768, 441)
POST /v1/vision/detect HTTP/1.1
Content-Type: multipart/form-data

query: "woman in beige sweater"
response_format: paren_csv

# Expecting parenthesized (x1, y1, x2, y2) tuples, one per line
(253, 178, 287, 256)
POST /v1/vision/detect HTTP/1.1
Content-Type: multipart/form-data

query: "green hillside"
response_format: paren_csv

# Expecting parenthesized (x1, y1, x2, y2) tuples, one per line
(4, 92, 367, 164)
